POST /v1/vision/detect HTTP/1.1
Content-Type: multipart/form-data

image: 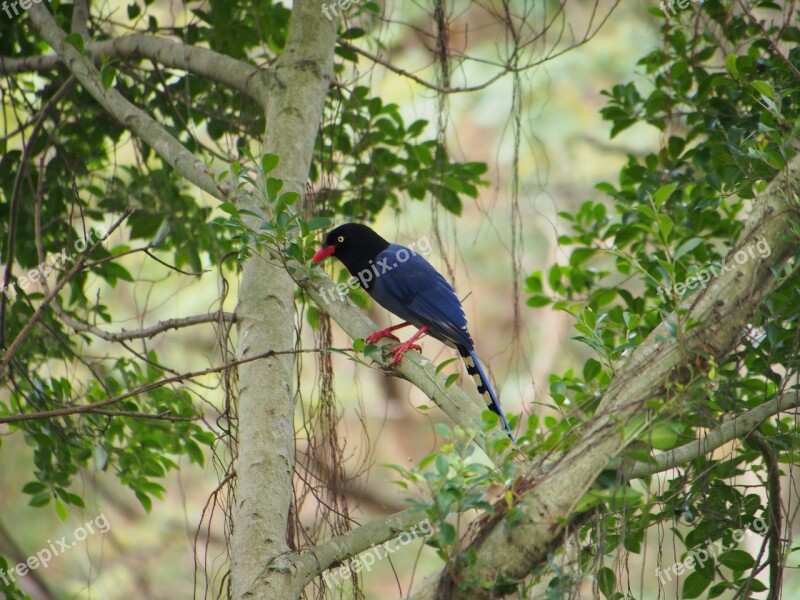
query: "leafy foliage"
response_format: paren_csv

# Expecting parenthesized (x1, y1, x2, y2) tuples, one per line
(521, 2, 800, 596)
(314, 86, 489, 218)
(0, 2, 496, 596)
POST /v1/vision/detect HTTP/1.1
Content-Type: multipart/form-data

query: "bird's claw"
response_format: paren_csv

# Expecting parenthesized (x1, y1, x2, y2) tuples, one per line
(366, 329, 402, 345)
(389, 342, 422, 366)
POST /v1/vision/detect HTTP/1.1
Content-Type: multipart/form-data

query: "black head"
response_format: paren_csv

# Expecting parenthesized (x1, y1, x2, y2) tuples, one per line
(311, 223, 390, 277)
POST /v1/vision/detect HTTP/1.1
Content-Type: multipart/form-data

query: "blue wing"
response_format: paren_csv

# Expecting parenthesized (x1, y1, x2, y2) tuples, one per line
(368, 244, 474, 350)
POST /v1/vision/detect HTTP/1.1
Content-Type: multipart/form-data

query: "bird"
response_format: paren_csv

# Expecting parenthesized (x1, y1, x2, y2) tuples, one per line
(311, 222, 514, 439)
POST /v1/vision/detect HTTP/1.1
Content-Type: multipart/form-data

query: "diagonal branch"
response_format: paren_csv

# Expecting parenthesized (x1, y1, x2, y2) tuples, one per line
(0, 210, 132, 369)
(626, 391, 800, 478)
(285, 507, 429, 592)
(26, 5, 243, 204)
(0, 33, 269, 109)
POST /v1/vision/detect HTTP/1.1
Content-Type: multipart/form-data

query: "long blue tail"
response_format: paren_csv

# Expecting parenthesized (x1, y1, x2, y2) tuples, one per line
(459, 347, 515, 441)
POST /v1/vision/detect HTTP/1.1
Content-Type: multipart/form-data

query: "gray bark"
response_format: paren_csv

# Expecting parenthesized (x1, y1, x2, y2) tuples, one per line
(231, 2, 336, 599)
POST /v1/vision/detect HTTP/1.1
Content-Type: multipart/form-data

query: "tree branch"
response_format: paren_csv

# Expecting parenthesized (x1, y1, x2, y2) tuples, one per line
(58, 310, 236, 342)
(0, 348, 319, 425)
(70, 0, 89, 37)
(747, 430, 783, 600)
(626, 391, 800, 478)
(0, 33, 269, 109)
(26, 6, 241, 203)
(285, 507, 429, 592)
(0, 210, 132, 369)
(230, 1, 337, 599)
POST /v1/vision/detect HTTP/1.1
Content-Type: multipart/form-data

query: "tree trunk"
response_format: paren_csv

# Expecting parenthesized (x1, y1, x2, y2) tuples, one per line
(231, 2, 336, 599)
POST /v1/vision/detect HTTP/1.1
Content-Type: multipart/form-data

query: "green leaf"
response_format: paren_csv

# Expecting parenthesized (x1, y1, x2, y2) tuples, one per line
(100, 262, 135, 283)
(279, 191, 299, 205)
(438, 522, 455, 545)
(653, 182, 678, 207)
(750, 80, 775, 100)
(22, 481, 46, 494)
(719, 549, 754, 570)
(570, 247, 596, 265)
(583, 358, 602, 381)
(135, 491, 153, 512)
(436, 358, 458, 374)
(65, 33, 85, 54)
(435, 454, 449, 477)
(101, 65, 117, 91)
(185, 440, 205, 466)
(682, 572, 711, 599)
(675, 237, 704, 260)
(55, 488, 85, 507)
(647, 425, 678, 450)
(657, 214, 674, 239)
(29, 492, 51, 507)
(219, 202, 238, 215)
(445, 373, 459, 388)
(266, 177, 283, 198)
(341, 28, 366, 40)
(54, 499, 68, 522)
(725, 54, 739, 78)
(433, 422, 452, 439)
(596, 566, 615, 598)
(261, 153, 279, 174)
(306, 216, 331, 231)
(526, 295, 551, 307)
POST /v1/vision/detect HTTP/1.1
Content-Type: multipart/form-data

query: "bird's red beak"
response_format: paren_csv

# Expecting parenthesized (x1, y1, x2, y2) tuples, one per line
(312, 244, 336, 264)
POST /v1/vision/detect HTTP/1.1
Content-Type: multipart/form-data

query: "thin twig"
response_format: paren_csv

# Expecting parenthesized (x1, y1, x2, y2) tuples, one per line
(1, 210, 133, 368)
(0, 76, 77, 348)
(748, 430, 784, 600)
(0, 347, 327, 424)
(61, 310, 236, 342)
(627, 392, 800, 478)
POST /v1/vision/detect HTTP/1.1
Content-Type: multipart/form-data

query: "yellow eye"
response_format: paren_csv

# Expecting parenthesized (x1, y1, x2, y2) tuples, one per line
(337, 236, 345, 243)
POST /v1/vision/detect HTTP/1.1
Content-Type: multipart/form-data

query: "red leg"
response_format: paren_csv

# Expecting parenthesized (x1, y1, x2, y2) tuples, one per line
(389, 326, 429, 366)
(366, 322, 413, 345)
